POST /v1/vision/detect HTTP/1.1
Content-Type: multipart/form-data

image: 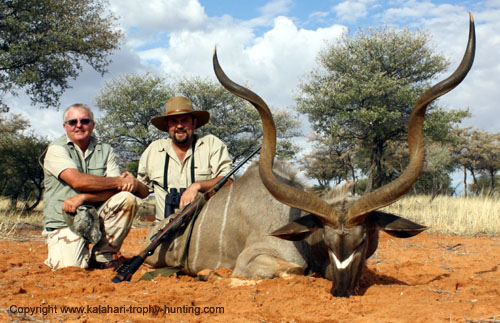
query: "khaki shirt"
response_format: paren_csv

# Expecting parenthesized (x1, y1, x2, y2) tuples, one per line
(137, 134, 232, 221)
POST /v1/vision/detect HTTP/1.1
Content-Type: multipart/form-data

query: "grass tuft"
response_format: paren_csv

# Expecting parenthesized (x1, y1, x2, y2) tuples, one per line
(382, 195, 500, 236)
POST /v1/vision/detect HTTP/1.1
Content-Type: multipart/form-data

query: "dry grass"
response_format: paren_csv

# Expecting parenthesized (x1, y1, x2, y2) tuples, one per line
(0, 197, 154, 238)
(1, 194, 499, 238)
(382, 194, 500, 236)
(0, 198, 44, 240)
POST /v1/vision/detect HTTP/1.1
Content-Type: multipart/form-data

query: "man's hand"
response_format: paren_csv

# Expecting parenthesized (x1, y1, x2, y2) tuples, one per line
(119, 172, 139, 193)
(63, 194, 86, 213)
(179, 183, 202, 209)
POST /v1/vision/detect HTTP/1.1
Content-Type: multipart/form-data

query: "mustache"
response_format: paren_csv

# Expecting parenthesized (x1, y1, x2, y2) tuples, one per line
(174, 129, 187, 134)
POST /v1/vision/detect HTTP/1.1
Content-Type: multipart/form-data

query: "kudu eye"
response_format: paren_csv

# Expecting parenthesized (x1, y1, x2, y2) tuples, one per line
(354, 233, 367, 250)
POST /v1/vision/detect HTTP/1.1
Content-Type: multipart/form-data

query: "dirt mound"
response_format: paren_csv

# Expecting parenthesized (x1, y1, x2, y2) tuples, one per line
(1, 227, 499, 322)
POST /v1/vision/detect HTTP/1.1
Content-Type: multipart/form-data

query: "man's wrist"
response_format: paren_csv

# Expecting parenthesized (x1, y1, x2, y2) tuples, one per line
(190, 182, 202, 192)
(115, 176, 126, 190)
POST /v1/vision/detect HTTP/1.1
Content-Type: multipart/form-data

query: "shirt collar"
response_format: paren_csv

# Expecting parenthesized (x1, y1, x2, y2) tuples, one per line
(65, 135, 98, 155)
(160, 136, 203, 158)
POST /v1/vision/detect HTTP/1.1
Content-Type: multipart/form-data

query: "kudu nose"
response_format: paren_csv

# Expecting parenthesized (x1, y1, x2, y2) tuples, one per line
(331, 285, 355, 298)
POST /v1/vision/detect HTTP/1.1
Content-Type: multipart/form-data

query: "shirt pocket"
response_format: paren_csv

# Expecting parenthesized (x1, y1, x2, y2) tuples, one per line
(194, 168, 212, 181)
(150, 168, 165, 187)
(87, 156, 107, 176)
(87, 166, 106, 176)
(54, 199, 65, 215)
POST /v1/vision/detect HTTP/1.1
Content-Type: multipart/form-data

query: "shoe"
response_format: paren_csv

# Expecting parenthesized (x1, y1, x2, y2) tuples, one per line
(88, 255, 128, 270)
(88, 258, 118, 270)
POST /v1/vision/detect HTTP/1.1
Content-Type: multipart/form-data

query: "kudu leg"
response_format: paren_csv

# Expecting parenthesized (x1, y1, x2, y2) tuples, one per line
(234, 245, 304, 278)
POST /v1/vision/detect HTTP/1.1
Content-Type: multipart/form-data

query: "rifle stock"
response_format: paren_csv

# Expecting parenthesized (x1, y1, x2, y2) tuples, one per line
(112, 197, 202, 283)
(112, 145, 261, 283)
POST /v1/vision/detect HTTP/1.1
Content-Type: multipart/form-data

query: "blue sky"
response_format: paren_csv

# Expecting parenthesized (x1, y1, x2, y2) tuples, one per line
(6, 0, 500, 158)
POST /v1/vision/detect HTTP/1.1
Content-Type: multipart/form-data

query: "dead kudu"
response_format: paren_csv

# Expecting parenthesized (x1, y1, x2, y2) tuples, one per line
(144, 15, 475, 297)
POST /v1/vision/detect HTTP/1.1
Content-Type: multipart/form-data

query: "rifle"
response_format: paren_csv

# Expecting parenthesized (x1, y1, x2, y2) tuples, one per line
(112, 145, 261, 283)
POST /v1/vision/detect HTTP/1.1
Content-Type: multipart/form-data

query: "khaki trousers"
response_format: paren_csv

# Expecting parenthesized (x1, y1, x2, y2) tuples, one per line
(42, 192, 137, 270)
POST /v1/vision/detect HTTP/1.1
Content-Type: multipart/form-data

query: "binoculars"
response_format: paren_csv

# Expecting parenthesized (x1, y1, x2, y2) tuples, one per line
(165, 188, 186, 218)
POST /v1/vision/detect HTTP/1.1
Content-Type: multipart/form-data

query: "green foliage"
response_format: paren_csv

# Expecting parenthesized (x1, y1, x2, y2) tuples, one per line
(296, 26, 468, 190)
(354, 178, 368, 196)
(95, 73, 174, 164)
(95, 74, 300, 166)
(176, 76, 300, 162)
(412, 171, 454, 196)
(0, 113, 49, 210)
(469, 174, 500, 197)
(0, 0, 122, 111)
(125, 161, 139, 177)
(453, 128, 500, 196)
(424, 109, 470, 143)
(380, 140, 456, 195)
(298, 134, 355, 189)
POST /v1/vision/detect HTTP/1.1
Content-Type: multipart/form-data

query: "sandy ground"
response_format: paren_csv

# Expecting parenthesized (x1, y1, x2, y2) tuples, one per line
(1, 224, 499, 323)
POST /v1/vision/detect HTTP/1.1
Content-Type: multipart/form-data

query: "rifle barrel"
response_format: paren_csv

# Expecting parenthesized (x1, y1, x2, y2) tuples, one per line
(227, 145, 261, 178)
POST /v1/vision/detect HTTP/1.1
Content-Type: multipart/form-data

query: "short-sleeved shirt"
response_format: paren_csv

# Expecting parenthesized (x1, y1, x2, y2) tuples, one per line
(43, 135, 121, 228)
(137, 134, 232, 221)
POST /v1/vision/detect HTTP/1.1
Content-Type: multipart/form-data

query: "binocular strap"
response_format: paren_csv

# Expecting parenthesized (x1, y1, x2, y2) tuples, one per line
(163, 136, 197, 219)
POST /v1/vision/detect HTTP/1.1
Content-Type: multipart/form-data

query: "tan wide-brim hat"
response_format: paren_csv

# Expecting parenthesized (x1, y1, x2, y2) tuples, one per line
(151, 96, 210, 132)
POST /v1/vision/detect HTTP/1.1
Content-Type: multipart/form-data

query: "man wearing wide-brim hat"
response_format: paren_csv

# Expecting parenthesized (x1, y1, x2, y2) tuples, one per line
(133, 96, 233, 223)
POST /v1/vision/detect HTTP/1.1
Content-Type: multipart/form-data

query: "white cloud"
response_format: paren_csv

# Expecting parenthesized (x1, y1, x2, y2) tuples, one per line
(333, 0, 376, 23)
(237, 17, 345, 107)
(110, 0, 207, 31)
(109, 0, 209, 50)
(258, 0, 293, 17)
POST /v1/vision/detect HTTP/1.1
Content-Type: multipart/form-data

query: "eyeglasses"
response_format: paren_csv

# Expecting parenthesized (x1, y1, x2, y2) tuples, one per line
(65, 118, 92, 126)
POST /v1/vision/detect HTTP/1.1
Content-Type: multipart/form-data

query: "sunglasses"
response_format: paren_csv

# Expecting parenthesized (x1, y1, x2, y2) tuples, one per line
(65, 118, 92, 126)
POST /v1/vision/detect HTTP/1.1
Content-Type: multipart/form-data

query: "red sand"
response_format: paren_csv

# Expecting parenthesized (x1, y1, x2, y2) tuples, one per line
(1, 226, 499, 322)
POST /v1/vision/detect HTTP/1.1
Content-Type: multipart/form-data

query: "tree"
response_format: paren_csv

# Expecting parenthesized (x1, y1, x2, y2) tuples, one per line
(468, 130, 500, 196)
(472, 174, 500, 197)
(453, 128, 500, 196)
(94, 73, 175, 166)
(296, 26, 468, 191)
(0, 113, 48, 210)
(94, 74, 301, 167)
(176, 76, 300, 163)
(0, 0, 122, 111)
(413, 142, 455, 196)
(298, 133, 354, 190)
(451, 127, 478, 196)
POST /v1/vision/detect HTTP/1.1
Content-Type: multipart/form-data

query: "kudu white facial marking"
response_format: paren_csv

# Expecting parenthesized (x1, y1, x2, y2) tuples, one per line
(332, 252, 354, 270)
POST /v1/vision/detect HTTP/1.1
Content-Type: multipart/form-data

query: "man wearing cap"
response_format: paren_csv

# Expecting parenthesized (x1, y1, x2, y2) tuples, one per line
(42, 103, 140, 270)
(133, 96, 233, 223)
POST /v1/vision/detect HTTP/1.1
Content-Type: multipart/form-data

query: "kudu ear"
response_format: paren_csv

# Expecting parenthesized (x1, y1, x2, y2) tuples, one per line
(368, 211, 427, 238)
(270, 214, 323, 241)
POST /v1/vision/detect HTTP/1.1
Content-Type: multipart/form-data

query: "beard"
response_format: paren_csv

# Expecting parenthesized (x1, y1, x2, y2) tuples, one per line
(172, 129, 191, 145)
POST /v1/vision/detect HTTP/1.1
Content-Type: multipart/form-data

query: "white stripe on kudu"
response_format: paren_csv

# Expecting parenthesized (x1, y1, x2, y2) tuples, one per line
(191, 198, 212, 270)
(216, 184, 234, 268)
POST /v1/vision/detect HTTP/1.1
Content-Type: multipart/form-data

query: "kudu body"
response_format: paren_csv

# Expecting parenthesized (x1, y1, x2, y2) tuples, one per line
(144, 15, 475, 297)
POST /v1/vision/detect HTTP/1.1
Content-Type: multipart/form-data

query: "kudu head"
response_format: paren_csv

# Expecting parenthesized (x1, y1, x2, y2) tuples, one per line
(213, 13, 475, 297)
